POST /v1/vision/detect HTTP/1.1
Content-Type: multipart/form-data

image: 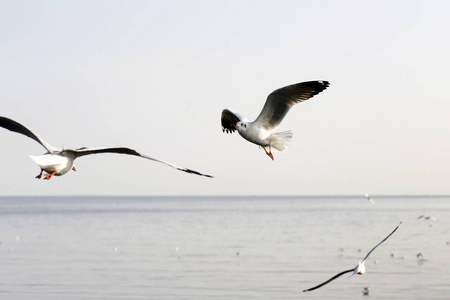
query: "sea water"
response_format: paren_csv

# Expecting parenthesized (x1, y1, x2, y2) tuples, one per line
(0, 196, 448, 299)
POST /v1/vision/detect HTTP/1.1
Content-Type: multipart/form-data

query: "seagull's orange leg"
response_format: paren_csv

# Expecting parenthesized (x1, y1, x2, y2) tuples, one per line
(263, 144, 274, 160)
(43, 171, 56, 180)
(35, 169, 43, 179)
(267, 149, 274, 160)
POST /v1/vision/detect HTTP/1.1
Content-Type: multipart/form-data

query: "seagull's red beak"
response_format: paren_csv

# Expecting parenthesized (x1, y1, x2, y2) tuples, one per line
(72, 166, 77, 172)
(235, 125, 239, 129)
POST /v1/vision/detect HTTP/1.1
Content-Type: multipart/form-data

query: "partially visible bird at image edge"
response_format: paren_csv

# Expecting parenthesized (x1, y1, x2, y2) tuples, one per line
(0, 116, 213, 180)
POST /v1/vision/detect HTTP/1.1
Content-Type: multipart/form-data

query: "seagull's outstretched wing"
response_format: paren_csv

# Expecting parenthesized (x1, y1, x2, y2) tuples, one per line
(304, 222, 401, 293)
(67, 147, 213, 178)
(0, 116, 59, 153)
(303, 268, 354, 292)
(362, 222, 402, 262)
(221, 109, 243, 134)
(254, 81, 329, 131)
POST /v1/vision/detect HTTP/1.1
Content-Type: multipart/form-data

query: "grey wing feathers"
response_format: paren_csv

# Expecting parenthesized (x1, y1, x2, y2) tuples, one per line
(0, 116, 58, 153)
(303, 268, 354, 292)
(69, 147, 213, 178)
(362, 222, 402, 262)
(254, 80, 329, 130)
(221, 109, 242, 134)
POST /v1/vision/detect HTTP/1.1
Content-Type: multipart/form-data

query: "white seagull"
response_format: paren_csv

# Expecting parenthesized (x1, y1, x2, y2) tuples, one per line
(0, 116, 213, 180)
(221, 80, 329, 160)
(365, 193, 375, 204)
(303, 222, 402, 292)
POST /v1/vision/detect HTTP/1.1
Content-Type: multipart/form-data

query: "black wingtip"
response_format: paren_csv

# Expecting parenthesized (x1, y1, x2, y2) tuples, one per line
(183, 168, 214, 178)
(221, 109, 240, 134)
(317, 80, 330, 86)
(309, 80, 330, 94)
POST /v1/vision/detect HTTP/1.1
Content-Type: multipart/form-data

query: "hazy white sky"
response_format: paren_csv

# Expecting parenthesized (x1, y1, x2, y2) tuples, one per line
(1, 0, 449, 196)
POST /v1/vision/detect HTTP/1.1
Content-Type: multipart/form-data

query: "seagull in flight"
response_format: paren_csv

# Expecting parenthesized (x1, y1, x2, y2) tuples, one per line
(417, 215, 437, 221)
(0, 116, 213, 180)
(303, 222, 402, 292)
(365, 193, 375, 204)
(221, 80, 329, 160)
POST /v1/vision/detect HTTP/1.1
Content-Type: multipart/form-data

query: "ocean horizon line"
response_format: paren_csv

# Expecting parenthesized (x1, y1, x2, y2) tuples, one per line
(1, 194, 449, 198)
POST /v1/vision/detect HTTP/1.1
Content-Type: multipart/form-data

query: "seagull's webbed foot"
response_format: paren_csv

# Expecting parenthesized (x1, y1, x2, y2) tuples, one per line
(35, 170, 43, 179)
(43, 171, 56, 180)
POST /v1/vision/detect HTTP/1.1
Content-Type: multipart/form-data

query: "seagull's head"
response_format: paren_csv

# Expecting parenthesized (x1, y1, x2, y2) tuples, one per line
(235, 121, 248, 132)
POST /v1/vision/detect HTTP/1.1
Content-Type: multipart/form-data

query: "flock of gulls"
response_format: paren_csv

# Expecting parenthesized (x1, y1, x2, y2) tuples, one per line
(1, 80, 403, 293)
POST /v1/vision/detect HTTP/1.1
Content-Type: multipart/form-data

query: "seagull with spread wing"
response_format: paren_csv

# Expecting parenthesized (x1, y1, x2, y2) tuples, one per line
(0, 116, 213, 180)
(365, 193, 375, 204)
(303, 222, 402, 292)
(221, 80, 329, 160)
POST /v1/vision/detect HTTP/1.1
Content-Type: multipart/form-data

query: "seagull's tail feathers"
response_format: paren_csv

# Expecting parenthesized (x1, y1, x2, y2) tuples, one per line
(267, 130, 293, 152)
(29, 154, 67, 170)
(29, 155, 47, 167)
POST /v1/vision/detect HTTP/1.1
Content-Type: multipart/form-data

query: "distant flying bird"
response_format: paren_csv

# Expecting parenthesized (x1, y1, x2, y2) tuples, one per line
(0, 116, 213, 180)
(365, 193, 375, 204)
(221, 80, 329, 160)
(303, 222, 402, 292)
(417, 215, 437, 221)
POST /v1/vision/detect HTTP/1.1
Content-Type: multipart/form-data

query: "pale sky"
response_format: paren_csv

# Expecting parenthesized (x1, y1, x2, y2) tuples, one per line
(1, 0, 449, 196)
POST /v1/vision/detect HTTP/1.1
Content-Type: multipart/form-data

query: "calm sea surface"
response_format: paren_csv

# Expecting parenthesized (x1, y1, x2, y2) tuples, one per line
(0, 196, 448, 299)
